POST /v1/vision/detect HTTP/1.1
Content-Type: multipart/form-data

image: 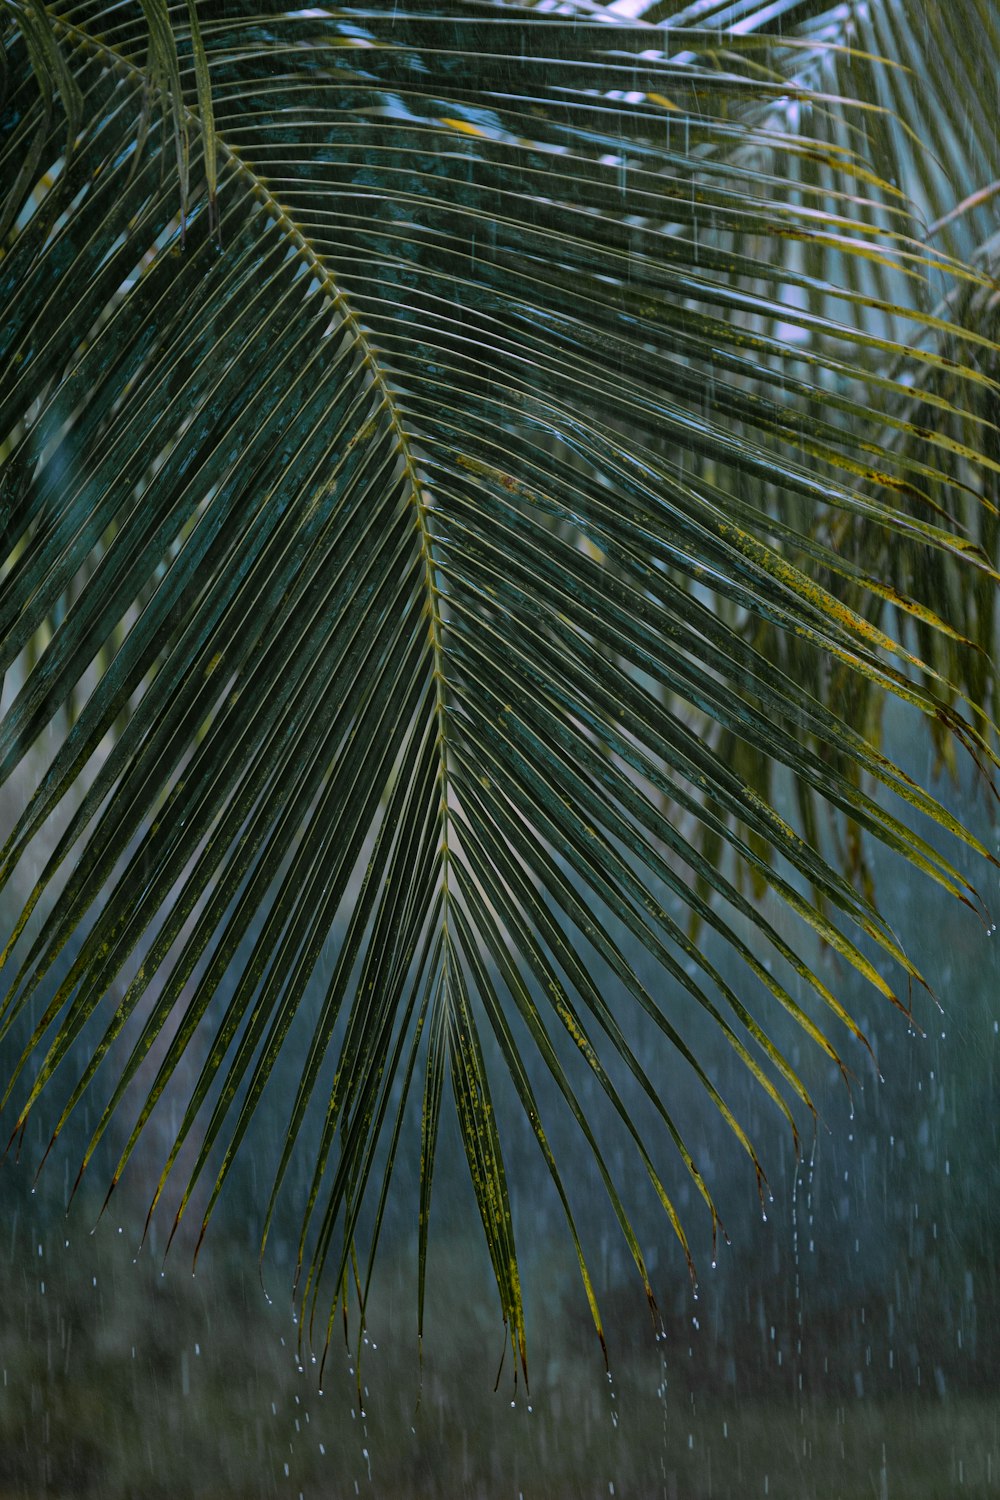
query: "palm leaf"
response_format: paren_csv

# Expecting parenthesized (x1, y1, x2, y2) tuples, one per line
(1, 0, 997, 1377)
(677, 0, 1000, 842)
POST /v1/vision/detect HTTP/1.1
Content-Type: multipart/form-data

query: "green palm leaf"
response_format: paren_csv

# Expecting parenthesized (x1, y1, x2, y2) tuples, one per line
(1, 1, 997, 1379)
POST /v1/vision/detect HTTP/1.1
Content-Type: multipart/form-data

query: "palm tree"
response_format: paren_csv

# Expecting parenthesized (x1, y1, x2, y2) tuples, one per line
(1, 0, 997, 1383)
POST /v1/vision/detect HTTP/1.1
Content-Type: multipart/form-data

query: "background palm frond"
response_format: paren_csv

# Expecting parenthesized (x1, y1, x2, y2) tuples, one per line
(1, 0, 997, 1377)
(682, 0, 1000, 864)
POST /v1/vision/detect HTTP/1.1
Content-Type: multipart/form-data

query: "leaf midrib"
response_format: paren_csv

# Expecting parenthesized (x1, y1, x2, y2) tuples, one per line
(44, 7, 454, 903)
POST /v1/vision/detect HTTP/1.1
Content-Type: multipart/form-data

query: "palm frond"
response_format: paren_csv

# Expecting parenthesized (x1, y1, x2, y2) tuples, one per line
(1, 0, 997, 1377)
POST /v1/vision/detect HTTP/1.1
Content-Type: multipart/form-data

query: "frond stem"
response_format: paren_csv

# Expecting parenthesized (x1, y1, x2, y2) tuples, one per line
(40, 7, 454, 914)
